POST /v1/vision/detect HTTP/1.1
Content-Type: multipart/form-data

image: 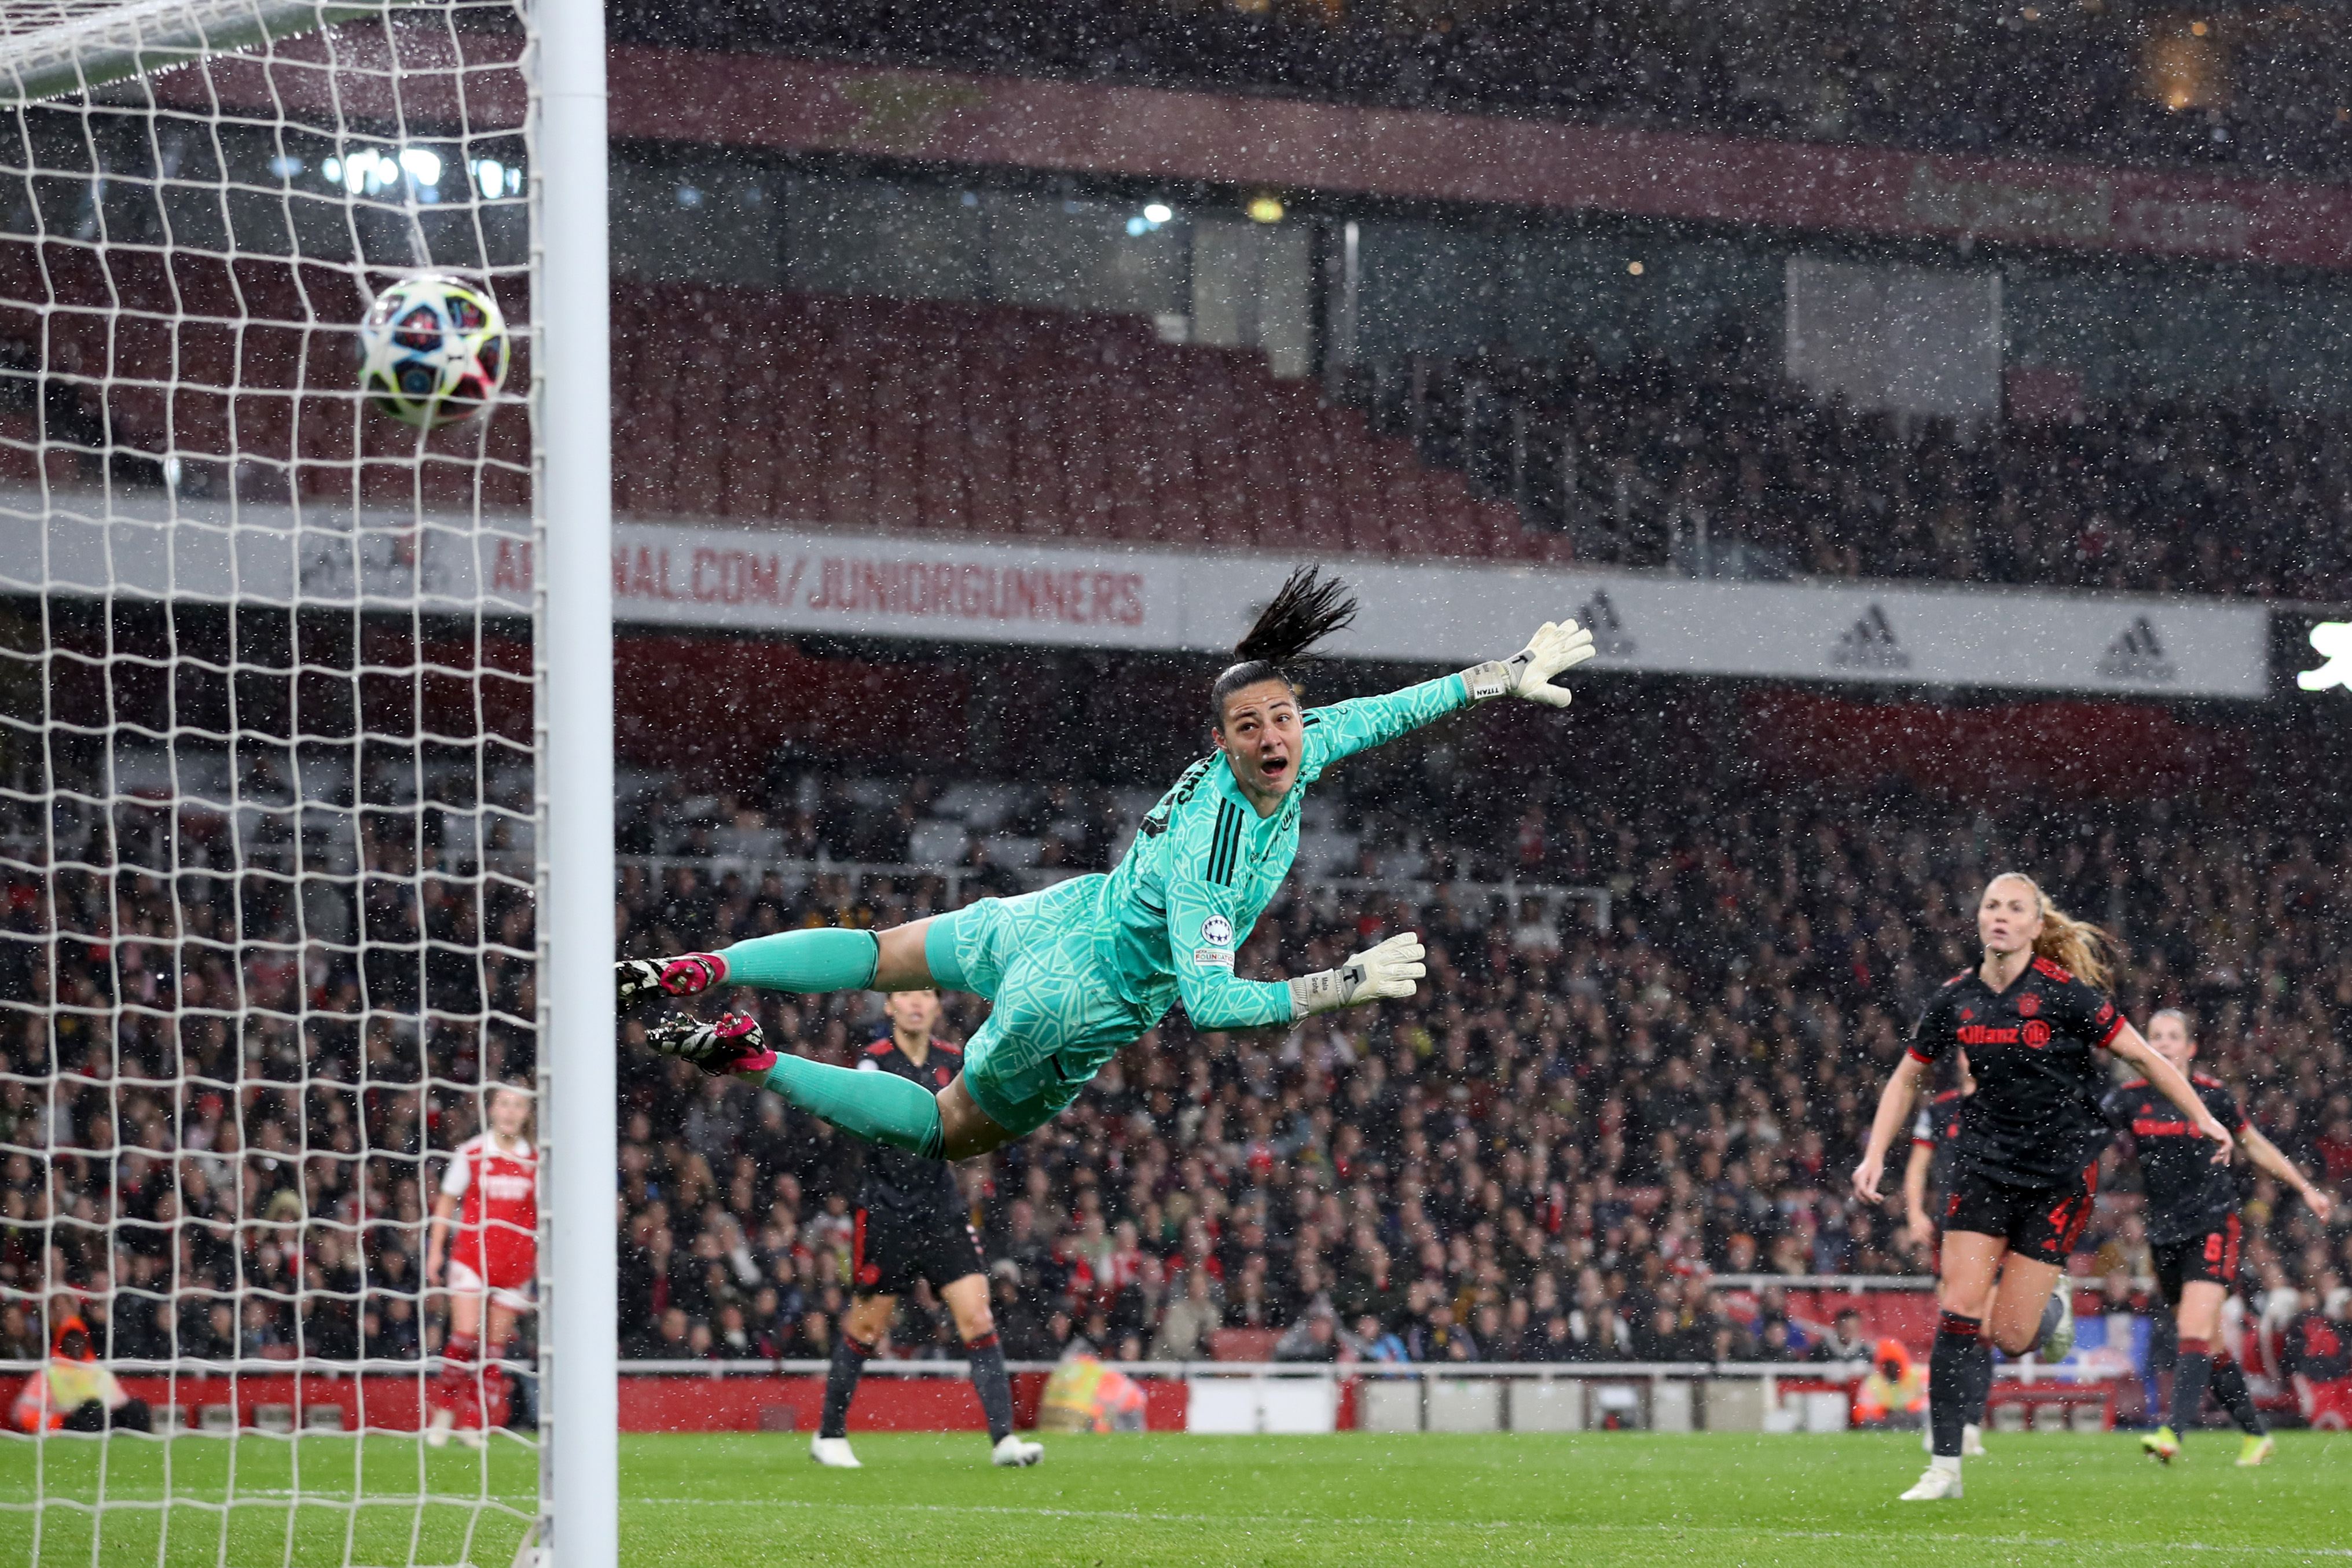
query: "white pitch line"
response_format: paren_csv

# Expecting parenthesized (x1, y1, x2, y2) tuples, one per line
(618, 1495, 2352, 1559)
(12, 1489, 2341, 1560)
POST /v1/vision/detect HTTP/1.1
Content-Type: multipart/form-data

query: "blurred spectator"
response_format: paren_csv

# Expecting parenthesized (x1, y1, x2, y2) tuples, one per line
(1150, 1269, 1221, 1363)
(1273, 1307, 1345, 1364)
(1811, 1310, 1873, 1365)
(1852, 1339, 1928, 1429)
(9, 1317, 151, 1433)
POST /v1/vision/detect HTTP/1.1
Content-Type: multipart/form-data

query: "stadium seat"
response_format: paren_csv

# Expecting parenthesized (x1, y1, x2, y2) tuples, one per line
(961, 348, 1016, 535)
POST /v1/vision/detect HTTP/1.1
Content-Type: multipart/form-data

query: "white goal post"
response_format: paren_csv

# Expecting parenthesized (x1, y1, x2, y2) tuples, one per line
(533, 0, 615, 1565)
(0, 0, 612, 1562)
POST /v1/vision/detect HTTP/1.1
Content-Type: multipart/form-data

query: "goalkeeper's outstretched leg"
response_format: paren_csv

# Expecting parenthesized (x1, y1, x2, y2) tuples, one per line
(644, 1007, 1018, 1160)
(615, 916, 940, 1014)
(621, 913, 1023, 1159)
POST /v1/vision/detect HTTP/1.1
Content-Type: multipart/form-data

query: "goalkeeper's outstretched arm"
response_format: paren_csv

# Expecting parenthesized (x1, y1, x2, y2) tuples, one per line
(1302, 619, 1598, 778)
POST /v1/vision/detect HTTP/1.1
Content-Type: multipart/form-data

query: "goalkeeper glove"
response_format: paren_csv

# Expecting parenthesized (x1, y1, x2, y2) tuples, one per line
(1289, 931, 1427, 1019)
(1462, 620, 1597, 708)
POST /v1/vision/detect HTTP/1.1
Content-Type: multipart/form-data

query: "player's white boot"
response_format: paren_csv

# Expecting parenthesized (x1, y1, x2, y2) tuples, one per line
(1899, 1459, 1962, 1501)
(2035, 1288, 2076, 1364)
(810, 1436, 862, 1468)
(453, 1423, 484, 1451)
(425, 1409, 454, 1448)
(990, 1434, 1043, 1467)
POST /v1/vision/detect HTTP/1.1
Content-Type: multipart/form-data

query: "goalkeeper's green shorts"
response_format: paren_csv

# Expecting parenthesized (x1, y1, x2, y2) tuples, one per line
(922, 888, 1155, 1137)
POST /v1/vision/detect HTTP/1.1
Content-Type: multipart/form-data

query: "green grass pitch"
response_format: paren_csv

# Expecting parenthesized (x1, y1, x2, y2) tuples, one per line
(2, 1430, 2349, 1566)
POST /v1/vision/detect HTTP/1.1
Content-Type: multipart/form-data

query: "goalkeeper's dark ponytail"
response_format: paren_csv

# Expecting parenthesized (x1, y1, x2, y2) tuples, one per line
(1210, 564, 1359, 730)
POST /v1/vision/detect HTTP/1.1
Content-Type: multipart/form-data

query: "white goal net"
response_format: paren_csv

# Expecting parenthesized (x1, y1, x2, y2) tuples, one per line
(0, 0, 574, 1560)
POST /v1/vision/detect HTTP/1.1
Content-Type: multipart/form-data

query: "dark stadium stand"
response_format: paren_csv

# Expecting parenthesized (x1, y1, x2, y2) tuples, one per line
(1339, 343, 2352, 598)
(608, 0, 2352, 181)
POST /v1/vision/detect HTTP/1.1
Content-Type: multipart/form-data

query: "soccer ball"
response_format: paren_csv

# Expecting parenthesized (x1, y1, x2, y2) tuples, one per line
(357, 275, 509, 428)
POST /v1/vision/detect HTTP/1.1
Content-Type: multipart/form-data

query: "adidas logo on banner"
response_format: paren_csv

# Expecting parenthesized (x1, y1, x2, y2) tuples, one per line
(1578, 590, 1636, 658)
(1830, 604, 1910, 670)
(2098, 615, 2177, 683)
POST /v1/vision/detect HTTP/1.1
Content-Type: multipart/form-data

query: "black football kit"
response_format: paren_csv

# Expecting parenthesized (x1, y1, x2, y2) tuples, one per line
(820, 1032, 1018, 1452)
(2104, 1072, 2251, 1306)
(1907, 956, 2125, 1265)
(850, 1035, 986, 1297)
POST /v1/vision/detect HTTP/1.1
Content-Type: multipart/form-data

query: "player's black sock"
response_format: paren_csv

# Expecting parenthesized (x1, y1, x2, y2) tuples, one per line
(2171, 1338, 2213, 1435)
(966, 1332, 1014, 1444)
(1962, 1335, 1994, 1430)
(1929, 1311, 1981, 1459)
(821, 1334, 874, 1440)
(2209, 1351, 2267, 1437)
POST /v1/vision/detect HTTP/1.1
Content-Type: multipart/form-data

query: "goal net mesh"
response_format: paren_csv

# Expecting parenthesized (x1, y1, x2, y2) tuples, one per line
(0, 0, 540, 1561)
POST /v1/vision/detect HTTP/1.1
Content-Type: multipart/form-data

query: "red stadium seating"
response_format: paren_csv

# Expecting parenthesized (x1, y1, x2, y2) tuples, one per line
(610, 282, 1531, 559)
(0, 241, 1528, 560)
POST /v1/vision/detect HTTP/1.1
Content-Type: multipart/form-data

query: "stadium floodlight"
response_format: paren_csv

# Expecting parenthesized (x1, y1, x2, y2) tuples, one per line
(2296, 622, 2352, 692)
(0, 0, 613, 1561)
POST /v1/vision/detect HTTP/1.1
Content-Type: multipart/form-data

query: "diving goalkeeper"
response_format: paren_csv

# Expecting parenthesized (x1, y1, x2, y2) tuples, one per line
(618, 565, 1595, 1161)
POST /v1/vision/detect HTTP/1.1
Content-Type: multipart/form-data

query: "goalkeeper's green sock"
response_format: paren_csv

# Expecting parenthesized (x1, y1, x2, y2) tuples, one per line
(763, 1053, 944, 1158)
(714, 928, 879, 993)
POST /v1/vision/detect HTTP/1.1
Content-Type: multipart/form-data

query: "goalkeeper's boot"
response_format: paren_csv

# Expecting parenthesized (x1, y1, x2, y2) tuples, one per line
(809, 1436, 861, 1469)
(616, 953, 725, 1016)
(2141, 1425, 2181, 1464)
(646, 1012, 775, 1077)
(991, 1434, 1043, 1467)
(1962, 1422, 1986, 1457)
(2235, 1434, 2276, 1468)
(1898, 1461, 1962, 1501)
(2034, 1288, 2076, 1364)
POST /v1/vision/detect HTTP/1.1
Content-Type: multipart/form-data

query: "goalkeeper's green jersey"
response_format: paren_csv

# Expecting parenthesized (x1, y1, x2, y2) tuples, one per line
(1098, 672, 1472, 1029)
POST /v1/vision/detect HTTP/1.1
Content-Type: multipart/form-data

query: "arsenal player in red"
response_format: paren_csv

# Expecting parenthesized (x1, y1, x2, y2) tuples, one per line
(2107, 1008, 2332, 1466)
(1853, 873, 2231, 1501)
(425, 1084, 537, 1447)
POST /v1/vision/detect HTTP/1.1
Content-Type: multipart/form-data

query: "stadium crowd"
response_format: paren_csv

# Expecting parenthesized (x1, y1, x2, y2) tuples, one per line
(3, 752, 2350, 1383)
(1348, 343, 2352, 600)
(606, 776, 2352, 1370)
(608, 0, 2352, 180)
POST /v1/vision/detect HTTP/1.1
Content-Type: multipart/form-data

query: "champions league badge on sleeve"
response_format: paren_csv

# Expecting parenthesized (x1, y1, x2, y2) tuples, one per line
(1193, 914, 1236, 968)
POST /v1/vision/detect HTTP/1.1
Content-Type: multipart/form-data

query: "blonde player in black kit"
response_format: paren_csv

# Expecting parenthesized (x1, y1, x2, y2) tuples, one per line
(1854, 873, 2232, 1502)
(2105, 1008, 2334, 1467)
(811, 989, 1043, 1470)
